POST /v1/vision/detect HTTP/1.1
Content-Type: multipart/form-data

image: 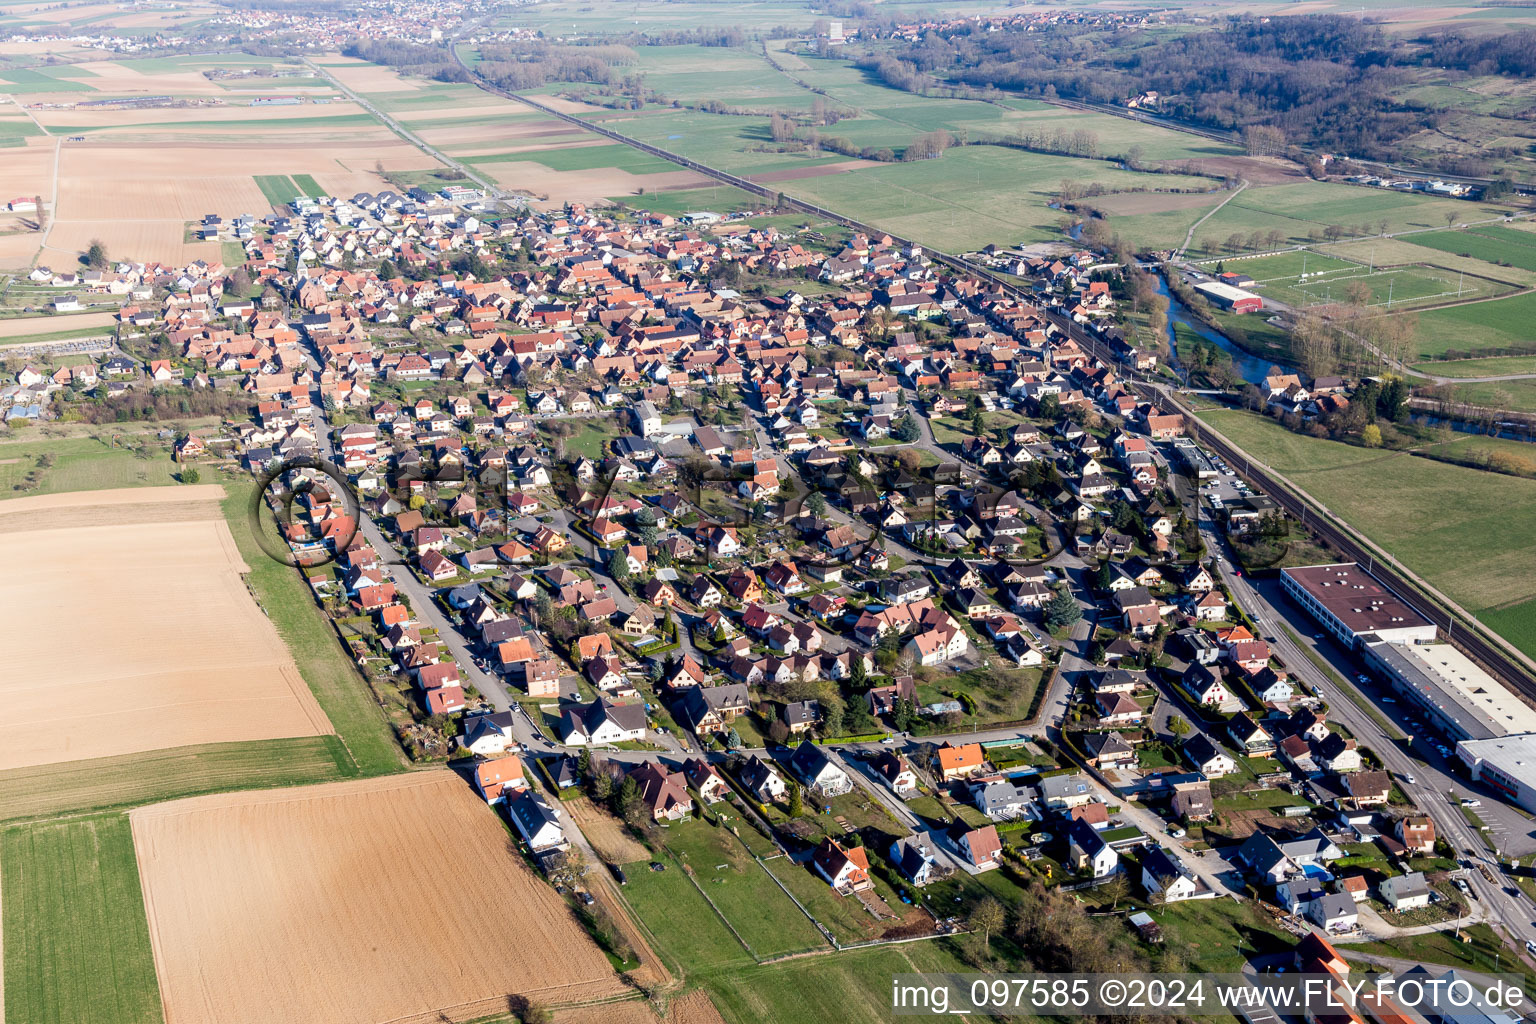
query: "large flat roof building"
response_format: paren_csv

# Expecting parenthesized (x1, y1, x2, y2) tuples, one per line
(1281, 563, 1437, 648)
(1364, 641, 1536, 742)
(1456, 734, 1536, 814)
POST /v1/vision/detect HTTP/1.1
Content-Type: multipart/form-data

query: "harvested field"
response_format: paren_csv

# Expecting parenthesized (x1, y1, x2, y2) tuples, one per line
(555, 990, 727, 1024)
(32, 101, 367, 129)
(748, 159, 878, 182)
(565, 795, 649, 863)
(0, 486, 332, 771)
(51, 60, 230, 96)
(130, 772, 627, 1024)
(42, 138, 438, 264)
(326, 61, 426, 94)
(44, 221, 223, 267)
(485, 160, 712, 205)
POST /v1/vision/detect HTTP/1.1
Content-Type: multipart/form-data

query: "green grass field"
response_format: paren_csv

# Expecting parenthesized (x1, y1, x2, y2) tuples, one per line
(1436, 378, 1536, 415)
(1271, 263, 1509, 310)
(0, 737, 352, 825)
(221, 484, 405, 776)
(465, 142, 678, 174)
(1198, 409, 1536, 658)
(1, 814, 163, 1024)
(1414, 352, 1536, 377)
(659, 820, 828, 958)
(0, 436, 182, 496)
(1190, 183, 1482, 256)
(252, 174, 300, 208)
(1407, 291, 1536, 359)
(290, 173, 325, 197)
(621, 846, 756, 971)
(1411, 225, 1536, 272)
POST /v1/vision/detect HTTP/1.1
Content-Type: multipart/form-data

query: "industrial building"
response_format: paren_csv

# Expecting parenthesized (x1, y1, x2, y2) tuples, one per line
(1280, 564, 1438, 648)
(1194, 280, 1264, 314)
(1456, 734, 1536, 814)
(1364, 640, 1536, 742)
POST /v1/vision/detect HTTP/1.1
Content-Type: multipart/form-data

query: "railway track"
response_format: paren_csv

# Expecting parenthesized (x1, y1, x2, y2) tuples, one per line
(458, 49, 1536, 703)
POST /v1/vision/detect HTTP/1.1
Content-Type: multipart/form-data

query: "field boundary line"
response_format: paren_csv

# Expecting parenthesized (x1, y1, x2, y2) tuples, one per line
(671, 849, 758, 959)
(756, 855, 838, 948)
(1175, 178, 1247, 259)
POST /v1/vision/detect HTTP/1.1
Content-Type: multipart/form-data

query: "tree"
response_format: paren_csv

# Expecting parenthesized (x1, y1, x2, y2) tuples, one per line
(892, 413, 921, 443)
(1168, 715, 1191, 737)
(1044, 588, 1081, 630)
(786, 779, 803, 817)
(970, 409, 987, 437)
(1361, 423, 1383, 448)
(179, 467, 201, 484)
(892, 697, 917, 732)
(849, 655, 867, 687)
(608, 553, 630, 583)
(968, 896, 1005, 948)
(85, 238, 108, 269)
(805, 490, 827, 518)
(1099, 875, 1129, 910)
(1093, 562, 1114, 592)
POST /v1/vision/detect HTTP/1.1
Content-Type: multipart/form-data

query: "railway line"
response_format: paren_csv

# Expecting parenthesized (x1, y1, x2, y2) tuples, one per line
(457, 48, 1536, 705)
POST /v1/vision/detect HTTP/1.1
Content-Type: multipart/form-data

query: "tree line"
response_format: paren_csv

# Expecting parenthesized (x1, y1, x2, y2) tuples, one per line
(848, 15, 1527, 163)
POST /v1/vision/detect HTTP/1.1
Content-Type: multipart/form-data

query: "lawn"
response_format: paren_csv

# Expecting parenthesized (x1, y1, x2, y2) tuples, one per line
(1405, 291, 1536, 359)
(0, 737, 352, 825)
(1197, 409, 1536, 659)
(701, 939, 975, 1024)
(1149, 896, 1295, 972)
(660, 818, 828, 957)
(222, 484, 405, 776)
(548, 418, 621, 461)
(619, 849, 756, 971)
(760, 855, 892, 946)
(0, 435, 181, 497)
(1, 814, 163, 1024)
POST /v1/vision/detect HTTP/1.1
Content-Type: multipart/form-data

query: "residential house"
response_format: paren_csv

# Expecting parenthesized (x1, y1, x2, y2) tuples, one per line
(1067, 817, 1119, 878)
(811, 837, 873, 894)
(790, 741, 853, 797)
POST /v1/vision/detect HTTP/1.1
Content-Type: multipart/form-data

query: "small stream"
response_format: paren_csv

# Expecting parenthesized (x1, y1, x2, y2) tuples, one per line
(1155, 275, 1283, 385)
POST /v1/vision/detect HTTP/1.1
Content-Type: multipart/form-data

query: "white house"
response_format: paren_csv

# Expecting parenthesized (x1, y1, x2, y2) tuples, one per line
(507, 791, 568, 853)
(1381, 871, 1431, 911)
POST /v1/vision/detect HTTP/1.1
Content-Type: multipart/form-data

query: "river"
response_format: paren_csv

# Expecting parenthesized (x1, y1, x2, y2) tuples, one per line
(1155, 275, 1285, 385)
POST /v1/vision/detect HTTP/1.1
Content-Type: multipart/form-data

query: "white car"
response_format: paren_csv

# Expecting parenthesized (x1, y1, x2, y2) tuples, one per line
(1168, 827, 1186, 838)
(1404, 775, 1416, 785)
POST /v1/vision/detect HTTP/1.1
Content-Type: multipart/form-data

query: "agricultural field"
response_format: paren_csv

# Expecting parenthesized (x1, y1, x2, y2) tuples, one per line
(130, 772, 628, 1024)
(1197, 408, 1536, 660)
(1188, 182, 1492, 256)
(0, 54, 450, 268)
(1405, 291, 1536, 360)
(1, 813, 163, 1024)
(1409, 224, 1536, 273)
(0, 486, 334, 772)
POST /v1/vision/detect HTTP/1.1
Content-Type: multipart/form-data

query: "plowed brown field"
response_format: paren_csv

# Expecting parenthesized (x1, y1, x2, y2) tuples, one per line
(0, 486, 332, 770)
(130, 772, 628, 1024)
